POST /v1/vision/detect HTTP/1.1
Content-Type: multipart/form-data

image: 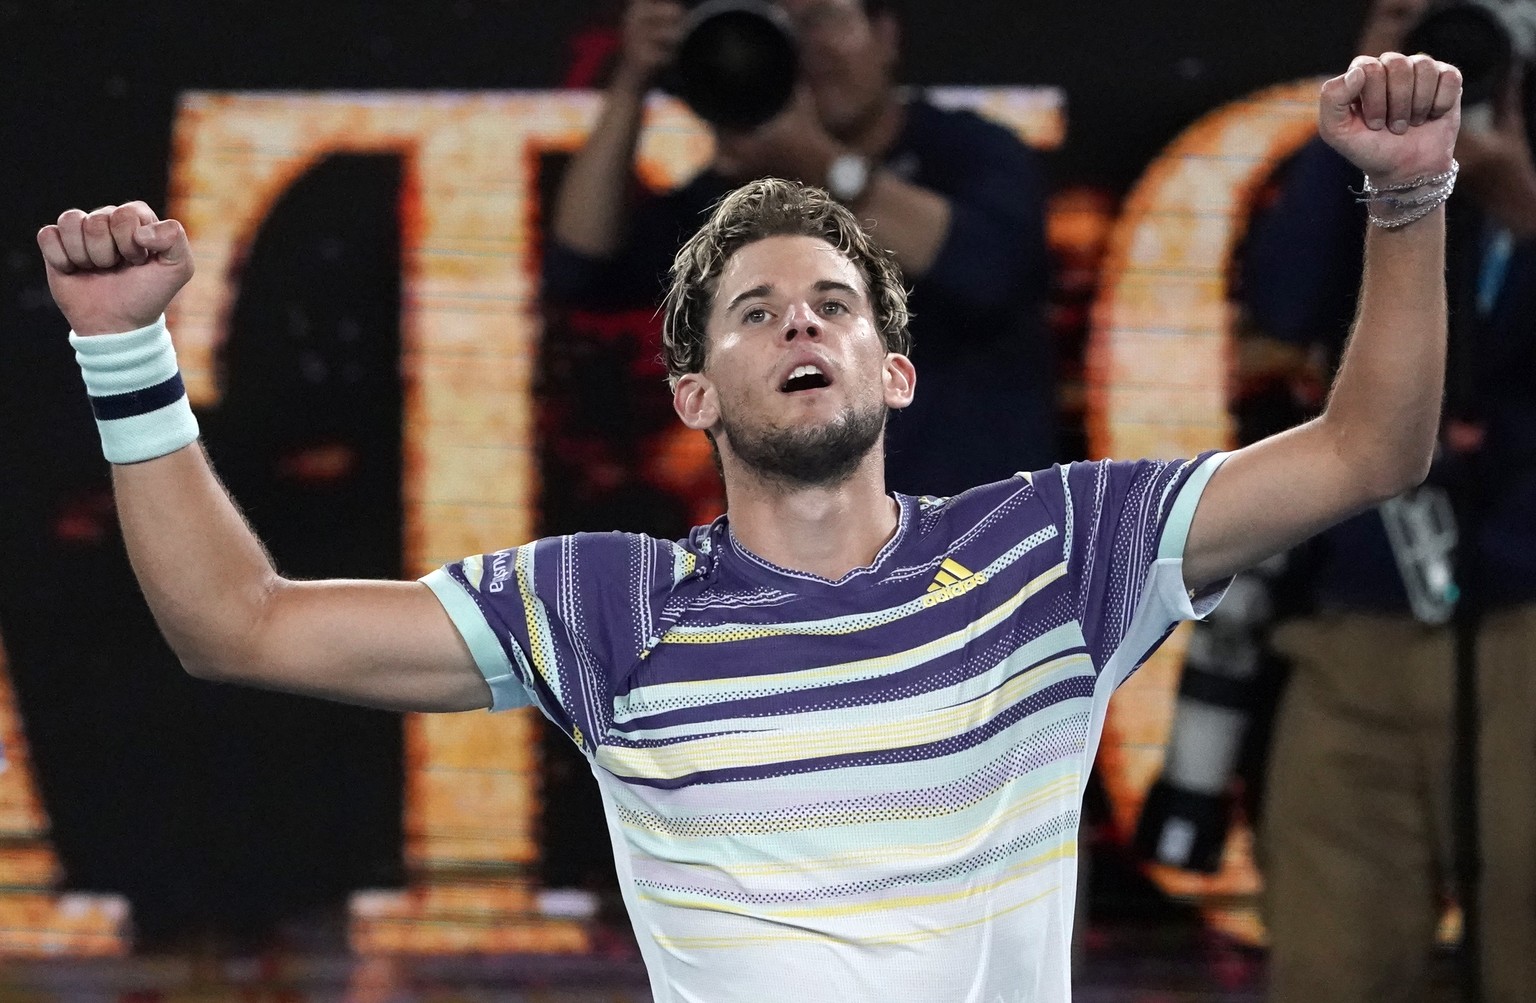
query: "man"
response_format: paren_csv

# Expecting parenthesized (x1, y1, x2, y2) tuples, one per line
(37, 54, 1458, 1001)
(1242, 4, 1536, 998)
(546, 0, 1054, 496)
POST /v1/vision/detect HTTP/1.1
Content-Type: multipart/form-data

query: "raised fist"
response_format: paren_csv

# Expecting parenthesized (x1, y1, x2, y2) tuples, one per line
(1319, 52, 1462, 188)
(36, 202, 193, 337)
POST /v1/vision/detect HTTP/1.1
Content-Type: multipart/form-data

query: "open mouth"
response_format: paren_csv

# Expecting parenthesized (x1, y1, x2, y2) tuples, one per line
(780, 364, 831, 393)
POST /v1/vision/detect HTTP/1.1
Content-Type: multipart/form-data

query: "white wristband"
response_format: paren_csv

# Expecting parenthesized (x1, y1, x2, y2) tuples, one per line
(70, 316, 200, 464)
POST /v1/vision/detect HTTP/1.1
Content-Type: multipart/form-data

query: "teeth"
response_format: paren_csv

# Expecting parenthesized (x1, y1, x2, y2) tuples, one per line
(790, 365, 823, 380)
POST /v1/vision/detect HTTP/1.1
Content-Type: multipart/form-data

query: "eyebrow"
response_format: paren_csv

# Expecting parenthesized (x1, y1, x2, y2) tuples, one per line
(722, 280, 864, 316)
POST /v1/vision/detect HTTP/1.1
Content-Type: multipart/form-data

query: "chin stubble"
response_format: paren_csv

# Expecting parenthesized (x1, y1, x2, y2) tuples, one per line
(719, 398, 888, 488)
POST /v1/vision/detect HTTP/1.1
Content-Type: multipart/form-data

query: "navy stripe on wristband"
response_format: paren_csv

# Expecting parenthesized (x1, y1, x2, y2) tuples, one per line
(71, 317, 201, 464)
(88, 372, 188, 422)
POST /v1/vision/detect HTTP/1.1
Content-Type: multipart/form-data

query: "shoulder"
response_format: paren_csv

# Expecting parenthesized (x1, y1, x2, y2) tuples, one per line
(556, 529, 708, 587)
(459, 529, 706, 600)
(906, 473, 1047, 541)
(896, 95, 1044, 205)
(902, 94, 1038, 158)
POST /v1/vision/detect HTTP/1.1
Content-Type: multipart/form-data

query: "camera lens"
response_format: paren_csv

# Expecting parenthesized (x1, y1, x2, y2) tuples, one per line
(673, 0, 799, 130)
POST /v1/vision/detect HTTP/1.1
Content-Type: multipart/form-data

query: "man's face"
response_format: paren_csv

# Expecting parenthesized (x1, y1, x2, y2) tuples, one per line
(672, 234, 915, 486)
(776, 0, 898, 138)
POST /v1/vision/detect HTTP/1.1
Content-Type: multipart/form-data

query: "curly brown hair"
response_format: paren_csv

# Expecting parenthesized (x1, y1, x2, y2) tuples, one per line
(660, 178, 911, 388)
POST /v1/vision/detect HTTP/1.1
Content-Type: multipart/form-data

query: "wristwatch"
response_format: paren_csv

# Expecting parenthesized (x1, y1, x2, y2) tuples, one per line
(826, 153, 873, 204)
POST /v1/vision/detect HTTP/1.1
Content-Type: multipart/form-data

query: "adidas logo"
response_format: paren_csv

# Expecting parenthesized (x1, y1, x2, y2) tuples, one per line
(922, 558, 989, 608)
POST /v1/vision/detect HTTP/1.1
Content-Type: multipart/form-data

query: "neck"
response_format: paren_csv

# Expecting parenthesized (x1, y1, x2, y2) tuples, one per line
(720, 450, 900, 581)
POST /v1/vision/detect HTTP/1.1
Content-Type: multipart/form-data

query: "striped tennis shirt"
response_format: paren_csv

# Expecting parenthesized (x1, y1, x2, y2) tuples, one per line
(424, 454, 1229, 1002)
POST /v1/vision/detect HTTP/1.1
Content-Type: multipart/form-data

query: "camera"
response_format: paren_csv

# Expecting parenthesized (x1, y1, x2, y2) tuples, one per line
(669, 0, 800, 130)
(1405, 0, 1536, 129)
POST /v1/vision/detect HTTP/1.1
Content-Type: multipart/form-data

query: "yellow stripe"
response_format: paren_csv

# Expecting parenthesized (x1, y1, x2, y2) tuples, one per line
(658, 559, 1064, 647)
(517, 548, 559, 692)
(655, 774, 1081, 876)
(643, 841, 1076, 937)
(652, 881, 1063, 951)
(597, 649, 1090, 780)
(932, 571, 960, 587)
(622, 561, 1067, 722)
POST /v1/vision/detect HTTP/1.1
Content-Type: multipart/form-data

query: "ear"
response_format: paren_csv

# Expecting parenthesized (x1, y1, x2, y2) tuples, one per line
(673, 372, 720, 431)
(882, 353, 916, 410)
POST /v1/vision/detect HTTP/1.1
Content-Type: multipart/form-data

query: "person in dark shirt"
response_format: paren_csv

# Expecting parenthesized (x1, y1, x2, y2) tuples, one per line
(544, 0, 1053, 497)
(1244, 4, 1536, 998)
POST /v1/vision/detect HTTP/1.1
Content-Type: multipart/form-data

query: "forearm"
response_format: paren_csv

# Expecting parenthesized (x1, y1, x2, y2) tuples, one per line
(1319, 207, 1448, 499)
(551, 77, 649, 258)
(854, 170, 952, 278)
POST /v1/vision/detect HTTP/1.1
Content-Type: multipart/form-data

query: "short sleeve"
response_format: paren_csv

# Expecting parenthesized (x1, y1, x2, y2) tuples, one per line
(1030, 452, 1232, 686)
(420, 532, 701, 750)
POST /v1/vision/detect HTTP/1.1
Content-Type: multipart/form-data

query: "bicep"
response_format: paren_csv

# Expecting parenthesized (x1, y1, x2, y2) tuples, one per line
(1182, 420, 1378, 591)
(232, 578, 493, 713)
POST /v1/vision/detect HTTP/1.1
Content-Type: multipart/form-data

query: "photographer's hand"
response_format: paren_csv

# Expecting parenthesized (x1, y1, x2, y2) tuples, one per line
(613, 0, 686, 94)
(1455, 70, 1536, 238)
(713, 87, 838, 182)
(711, 87, 952, 278)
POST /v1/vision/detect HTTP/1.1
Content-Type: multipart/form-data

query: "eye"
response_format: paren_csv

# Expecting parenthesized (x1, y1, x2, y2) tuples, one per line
(743, 306, 770, 324)
(821, 300, 848, 316)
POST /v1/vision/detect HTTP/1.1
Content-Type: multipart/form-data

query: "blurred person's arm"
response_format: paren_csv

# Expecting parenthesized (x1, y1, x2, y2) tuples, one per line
(1243, 138, 1367, 350)
(1184, 54, 1460, 589)
(890, 110, 1047, 311)
(549, 0, 684, 259)
(842, 164, 952, 279)
(714, 95, 1044, 306)
(1455, 74, 1536, 238)
(37, 204, 492, 714)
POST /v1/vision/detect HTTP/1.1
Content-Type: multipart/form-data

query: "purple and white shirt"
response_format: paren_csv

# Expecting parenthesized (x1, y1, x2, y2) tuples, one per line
(424, 455, 1229, 1003)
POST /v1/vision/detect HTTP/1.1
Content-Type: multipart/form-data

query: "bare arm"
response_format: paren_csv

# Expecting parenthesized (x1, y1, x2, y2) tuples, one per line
(114, 446, 489, 712)
(713, 92, 953, 278)
(839, 168, 951, 278)
(1183, 52, 1462, 589)
(549, 0, 684, 258)
(38, 204, 491, 713)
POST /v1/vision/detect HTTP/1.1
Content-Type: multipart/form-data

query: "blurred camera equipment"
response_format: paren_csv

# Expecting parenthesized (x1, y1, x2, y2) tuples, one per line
(671, 0, 800, 130)
(1133, 562, 1285, 873)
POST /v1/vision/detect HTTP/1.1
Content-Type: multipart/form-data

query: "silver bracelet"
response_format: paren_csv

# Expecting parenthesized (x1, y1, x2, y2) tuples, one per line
(1357, 160, 1460, 196)
(1356, 160, 1458, 229)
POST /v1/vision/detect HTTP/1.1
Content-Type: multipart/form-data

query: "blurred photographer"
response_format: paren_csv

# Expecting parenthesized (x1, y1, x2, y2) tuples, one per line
(1234, 1, 1536, 1000)
(545, 0, 1055, 496)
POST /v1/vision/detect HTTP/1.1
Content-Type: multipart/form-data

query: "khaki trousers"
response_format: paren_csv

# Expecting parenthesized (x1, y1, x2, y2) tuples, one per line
(1476, 603, 1536, 1003)
(1261, 606, 1536, 1003)
(1262, 613, 1455, 1003)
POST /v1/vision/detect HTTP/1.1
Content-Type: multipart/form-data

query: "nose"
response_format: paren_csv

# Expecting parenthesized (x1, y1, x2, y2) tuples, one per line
(782, 302, 822, 342)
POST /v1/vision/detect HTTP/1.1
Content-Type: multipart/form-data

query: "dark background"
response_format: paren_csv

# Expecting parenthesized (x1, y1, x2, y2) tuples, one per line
(0, 0, 1366, 947)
